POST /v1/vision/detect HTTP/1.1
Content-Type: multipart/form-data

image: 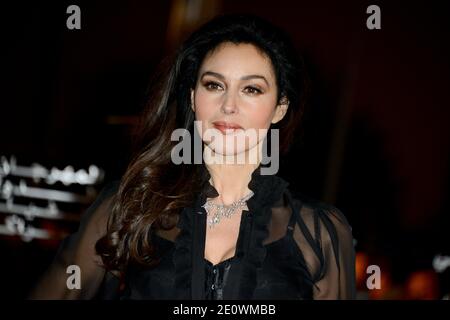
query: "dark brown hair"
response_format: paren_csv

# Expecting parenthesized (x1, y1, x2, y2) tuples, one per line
(96, 13, 309, 272)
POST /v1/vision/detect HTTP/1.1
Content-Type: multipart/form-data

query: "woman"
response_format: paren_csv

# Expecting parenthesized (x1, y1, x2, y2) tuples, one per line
(29, 13, 356, 300)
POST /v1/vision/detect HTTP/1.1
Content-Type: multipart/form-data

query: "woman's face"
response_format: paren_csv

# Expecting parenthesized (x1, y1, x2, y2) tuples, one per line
(191, 42, 288, 158)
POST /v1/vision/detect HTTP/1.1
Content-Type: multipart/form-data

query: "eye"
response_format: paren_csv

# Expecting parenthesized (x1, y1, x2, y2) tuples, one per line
(203, 81, 223, 91)
(243, 86, 263, 95)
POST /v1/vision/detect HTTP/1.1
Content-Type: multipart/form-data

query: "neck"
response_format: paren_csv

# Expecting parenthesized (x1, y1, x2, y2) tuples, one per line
(204, 143, 262, 205)
(205, 162, 259, 205)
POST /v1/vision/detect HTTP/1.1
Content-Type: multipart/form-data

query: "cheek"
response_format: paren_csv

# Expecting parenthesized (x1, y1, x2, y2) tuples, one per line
(251, 109, 274, 127)
(246, 100, 276, 129)
(193, 90, 216, 120)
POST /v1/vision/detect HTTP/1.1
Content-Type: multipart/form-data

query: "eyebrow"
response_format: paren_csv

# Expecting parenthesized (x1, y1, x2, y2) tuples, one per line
(200, 71, 270, 87)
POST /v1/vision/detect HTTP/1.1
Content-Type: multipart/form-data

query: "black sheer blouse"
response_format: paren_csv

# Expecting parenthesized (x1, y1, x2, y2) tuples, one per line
(29, 165, 356, 300)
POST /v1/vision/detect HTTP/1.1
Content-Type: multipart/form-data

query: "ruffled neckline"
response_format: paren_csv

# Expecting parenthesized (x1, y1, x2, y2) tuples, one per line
(173, 164, 290, 299)
(199, 164, 289, 205)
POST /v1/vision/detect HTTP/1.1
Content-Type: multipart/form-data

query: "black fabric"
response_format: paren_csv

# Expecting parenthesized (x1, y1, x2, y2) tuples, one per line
(29, 164, 356, 300)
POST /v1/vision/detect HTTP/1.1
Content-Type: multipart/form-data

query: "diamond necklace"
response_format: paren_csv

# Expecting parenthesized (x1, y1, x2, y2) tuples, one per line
(202, 191, 254, 228)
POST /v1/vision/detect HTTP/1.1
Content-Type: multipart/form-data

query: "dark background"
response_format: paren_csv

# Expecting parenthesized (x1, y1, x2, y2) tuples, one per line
(1, 0, 449, 299)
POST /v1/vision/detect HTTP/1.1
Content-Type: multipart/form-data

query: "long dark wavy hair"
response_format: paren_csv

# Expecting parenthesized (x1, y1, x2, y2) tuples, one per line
(96, 13, 309, 273)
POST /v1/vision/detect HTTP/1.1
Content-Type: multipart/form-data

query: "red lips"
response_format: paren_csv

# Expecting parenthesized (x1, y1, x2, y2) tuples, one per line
(212, 121, 243, 134)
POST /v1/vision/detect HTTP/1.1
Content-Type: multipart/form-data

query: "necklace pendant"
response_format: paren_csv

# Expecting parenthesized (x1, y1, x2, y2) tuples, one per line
(203, 190, 254, 228)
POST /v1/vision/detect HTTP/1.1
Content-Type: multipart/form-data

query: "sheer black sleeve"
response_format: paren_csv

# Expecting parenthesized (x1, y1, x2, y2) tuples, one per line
(28, 181, 120, 299)
(290, 198, 356, 299)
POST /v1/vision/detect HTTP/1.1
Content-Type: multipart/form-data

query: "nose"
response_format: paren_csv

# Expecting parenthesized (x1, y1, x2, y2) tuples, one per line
(221, 92, 238, 115)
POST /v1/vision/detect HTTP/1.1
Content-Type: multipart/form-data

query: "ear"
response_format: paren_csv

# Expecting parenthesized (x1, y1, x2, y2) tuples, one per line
(271, 96, 289, 124)
(190, 89, 195, 112)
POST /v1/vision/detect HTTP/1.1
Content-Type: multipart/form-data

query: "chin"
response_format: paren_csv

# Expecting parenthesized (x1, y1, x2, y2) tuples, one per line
(203, 141, 261, 165)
